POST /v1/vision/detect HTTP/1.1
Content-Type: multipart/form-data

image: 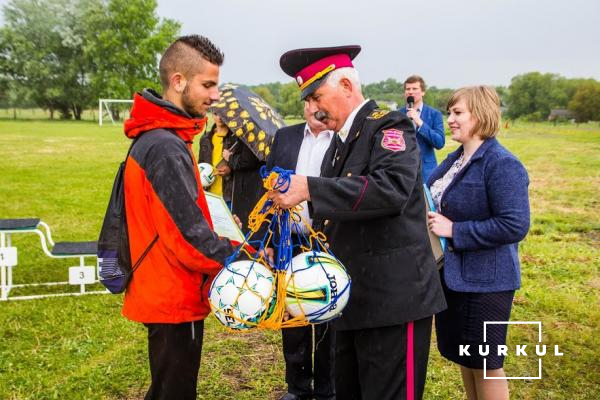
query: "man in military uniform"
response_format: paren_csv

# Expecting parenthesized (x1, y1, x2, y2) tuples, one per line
(269, 45, 447, 400)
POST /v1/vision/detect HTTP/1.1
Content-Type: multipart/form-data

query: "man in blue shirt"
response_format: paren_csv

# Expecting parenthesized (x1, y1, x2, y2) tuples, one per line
(399, 75, 445, 182)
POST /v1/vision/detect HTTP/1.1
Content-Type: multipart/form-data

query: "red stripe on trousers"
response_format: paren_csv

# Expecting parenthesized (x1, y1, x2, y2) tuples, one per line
(407, 321, 414, 400)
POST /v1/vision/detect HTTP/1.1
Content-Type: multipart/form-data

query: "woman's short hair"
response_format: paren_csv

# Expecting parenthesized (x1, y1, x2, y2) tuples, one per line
(447, 86, 501, 139)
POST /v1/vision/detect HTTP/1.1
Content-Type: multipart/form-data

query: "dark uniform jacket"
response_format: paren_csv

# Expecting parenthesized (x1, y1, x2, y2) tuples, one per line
(307, 100, 447, 330)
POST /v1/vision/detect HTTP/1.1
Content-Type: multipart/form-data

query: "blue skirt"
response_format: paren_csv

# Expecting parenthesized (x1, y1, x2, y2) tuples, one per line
(436, 273, 515, 370)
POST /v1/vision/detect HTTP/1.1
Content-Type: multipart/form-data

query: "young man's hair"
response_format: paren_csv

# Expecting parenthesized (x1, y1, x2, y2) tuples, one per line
(159, 35, 224, 89)
(447, 86, 501, 139)
(404, 75, 426, 91)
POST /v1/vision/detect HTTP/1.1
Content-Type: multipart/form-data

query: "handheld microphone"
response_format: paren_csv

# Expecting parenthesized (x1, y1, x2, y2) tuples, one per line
(407, 95, 415, 110)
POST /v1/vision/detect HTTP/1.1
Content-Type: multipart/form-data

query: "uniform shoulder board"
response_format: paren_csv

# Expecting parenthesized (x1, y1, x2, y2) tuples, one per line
(367, 109, 390, 120)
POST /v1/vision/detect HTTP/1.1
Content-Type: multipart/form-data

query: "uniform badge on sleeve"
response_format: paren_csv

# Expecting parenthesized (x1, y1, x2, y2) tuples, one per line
(368, 109, 389, 120)
(381, 129, 406, 152)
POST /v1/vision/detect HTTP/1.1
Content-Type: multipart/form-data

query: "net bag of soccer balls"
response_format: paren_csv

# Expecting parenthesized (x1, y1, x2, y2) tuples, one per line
(208, 166, 351, 330)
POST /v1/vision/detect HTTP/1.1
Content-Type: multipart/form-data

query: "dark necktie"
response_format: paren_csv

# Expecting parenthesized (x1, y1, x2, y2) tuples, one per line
(321, 133, 343, 176)
(332, 134, 344, 167)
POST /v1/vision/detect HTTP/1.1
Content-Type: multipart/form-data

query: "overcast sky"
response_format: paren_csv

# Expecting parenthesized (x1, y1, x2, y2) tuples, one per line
(2, 0, 599, 88)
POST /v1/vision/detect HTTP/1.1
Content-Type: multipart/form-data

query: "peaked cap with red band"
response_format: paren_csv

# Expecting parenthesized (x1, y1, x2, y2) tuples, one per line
(280, 45, 361, 100)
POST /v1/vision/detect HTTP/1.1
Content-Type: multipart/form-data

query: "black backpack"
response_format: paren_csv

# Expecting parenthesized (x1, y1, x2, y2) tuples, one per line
(97, 136, 158, 294)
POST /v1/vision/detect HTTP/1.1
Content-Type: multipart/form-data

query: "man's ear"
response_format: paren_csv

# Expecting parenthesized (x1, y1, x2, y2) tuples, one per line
(171, 73, 187, 93)
(340, 77, 353, 96)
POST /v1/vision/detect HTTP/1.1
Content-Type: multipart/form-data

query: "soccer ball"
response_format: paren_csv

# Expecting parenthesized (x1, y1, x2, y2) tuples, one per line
(285, 251, 351, 323)
(198, 162, 216, 188)
(209, 260, 275, 330)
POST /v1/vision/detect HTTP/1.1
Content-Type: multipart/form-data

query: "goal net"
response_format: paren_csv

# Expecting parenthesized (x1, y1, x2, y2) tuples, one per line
(98, 99, 134, 126)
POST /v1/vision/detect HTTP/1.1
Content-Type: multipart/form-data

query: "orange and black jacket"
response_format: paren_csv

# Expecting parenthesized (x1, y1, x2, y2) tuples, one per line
(121, 89, 235, 323)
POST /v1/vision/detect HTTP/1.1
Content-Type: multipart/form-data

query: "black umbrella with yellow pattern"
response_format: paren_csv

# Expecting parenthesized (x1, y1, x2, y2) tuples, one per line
(211, 83, 286, 161)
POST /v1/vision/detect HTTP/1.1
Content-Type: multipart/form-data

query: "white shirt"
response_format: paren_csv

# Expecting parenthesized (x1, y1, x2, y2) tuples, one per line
(412, 101, 423, 130)
(294, 124, 334, 232)
(338, 99, 370, 143)
(412, 101, 423, 114)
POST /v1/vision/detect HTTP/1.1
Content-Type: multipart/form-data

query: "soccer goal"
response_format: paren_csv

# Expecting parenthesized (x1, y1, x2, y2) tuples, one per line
(98, 99, 134, 126)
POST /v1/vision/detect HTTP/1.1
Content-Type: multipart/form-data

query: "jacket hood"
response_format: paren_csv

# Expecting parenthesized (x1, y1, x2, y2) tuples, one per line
(124, 89, 207, 142)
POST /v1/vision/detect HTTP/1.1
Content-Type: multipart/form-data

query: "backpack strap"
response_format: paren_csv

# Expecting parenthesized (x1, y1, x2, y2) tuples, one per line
(125, 129, 183, 277)
(123, 130, 161, 278)
(131, 234, 158, 274)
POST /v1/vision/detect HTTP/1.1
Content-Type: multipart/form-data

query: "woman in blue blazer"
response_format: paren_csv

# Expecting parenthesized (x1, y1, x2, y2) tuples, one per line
(427, 86, 530, 400)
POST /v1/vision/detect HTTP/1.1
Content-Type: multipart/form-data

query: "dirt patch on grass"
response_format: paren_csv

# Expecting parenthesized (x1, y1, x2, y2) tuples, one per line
(582, 229, 600, 246)
(548, 320, 593, 333)
(588, 277, 600, 290)
(202, 326, 285, 395)
(513, 294, 529, 306)
(521, 254, 546, 266)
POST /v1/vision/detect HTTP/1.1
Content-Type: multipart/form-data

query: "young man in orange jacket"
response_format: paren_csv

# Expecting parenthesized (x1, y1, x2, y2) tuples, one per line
(122, 35, 236, 400)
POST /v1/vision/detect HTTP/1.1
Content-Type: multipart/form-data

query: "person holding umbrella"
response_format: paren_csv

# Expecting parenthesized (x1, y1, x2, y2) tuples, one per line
(211, 84, 286, 234)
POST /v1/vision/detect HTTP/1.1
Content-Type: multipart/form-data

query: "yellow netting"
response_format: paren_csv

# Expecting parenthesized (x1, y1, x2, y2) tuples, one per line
(212, 169, 333, 331)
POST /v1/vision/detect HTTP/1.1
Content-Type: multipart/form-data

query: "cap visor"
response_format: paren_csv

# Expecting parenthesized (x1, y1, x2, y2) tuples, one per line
(300, 77, 327, 100)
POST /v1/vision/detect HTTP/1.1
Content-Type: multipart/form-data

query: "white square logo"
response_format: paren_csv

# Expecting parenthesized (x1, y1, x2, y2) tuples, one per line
(483, 321, 542, 380)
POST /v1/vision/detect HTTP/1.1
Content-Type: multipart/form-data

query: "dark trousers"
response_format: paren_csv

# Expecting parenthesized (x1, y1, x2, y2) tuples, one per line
(282, 322, 336, 399)
(335, 317, 433, 400)
(144, 320, 204, 400)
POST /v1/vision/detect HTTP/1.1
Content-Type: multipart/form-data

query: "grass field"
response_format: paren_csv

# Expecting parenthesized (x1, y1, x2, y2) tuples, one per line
(0, 118, 598, 399)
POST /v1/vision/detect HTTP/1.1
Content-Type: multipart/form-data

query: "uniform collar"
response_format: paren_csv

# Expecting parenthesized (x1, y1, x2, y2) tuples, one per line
(338, 98, 370, 142)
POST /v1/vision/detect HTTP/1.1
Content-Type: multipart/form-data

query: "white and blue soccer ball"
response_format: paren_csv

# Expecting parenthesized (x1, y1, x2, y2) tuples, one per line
(198, 162, 215, 188)
(209, 260, 275, 330)
(285, 251, 351, 323)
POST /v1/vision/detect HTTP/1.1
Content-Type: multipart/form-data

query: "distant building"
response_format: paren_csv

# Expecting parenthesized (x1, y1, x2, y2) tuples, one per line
(548, 109, 575, 121)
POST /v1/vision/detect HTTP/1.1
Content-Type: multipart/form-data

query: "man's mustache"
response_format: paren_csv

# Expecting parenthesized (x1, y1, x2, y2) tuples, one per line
(314, 111, 330, 122)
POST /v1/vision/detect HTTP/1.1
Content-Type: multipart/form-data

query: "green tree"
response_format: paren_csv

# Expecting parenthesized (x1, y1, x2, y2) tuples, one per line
(253, 86, 276, 109)
(568, 80, 600, 122)
(278, 82, 303, 117)
(506, 72, 572, 120)
(424, 87, 454, 112)
(0, 0, 99, 119)
(250, 82, 284, 112)
(0, 78, 34, 118)
(0, 0, 178, 119)
(85, 0, 180, 102)
(495, 86, 509, 106)
(363, 78, 404, 106)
